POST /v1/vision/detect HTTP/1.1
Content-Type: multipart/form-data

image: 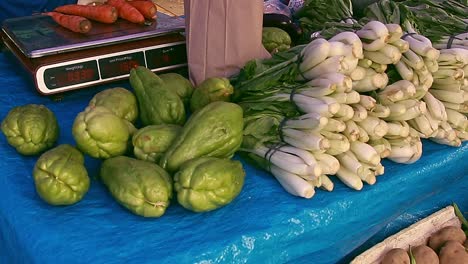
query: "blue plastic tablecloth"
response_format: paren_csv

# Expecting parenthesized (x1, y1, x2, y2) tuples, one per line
(0, 51, 466, 264)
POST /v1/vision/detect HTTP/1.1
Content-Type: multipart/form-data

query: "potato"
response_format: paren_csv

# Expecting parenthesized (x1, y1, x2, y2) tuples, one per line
(381, 248, 410, 264)
(411, 245, 439, 264)
(428, 226, 466, 251)
(438, 240, 468, 264)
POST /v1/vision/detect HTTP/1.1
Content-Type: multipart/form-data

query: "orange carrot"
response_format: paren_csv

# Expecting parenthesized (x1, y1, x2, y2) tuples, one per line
(45, 12, 92, 33)
(54, 4, 118, 24)
(126, 1, 157, 20)
(106, 0, 145, 24)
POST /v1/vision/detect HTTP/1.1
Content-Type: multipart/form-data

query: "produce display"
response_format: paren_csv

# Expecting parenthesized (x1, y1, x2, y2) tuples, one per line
(380, 223, 468, 264)
(45, 1, 158, 33)
(249, 0, 467, 198)
(132, 124, 182, 163)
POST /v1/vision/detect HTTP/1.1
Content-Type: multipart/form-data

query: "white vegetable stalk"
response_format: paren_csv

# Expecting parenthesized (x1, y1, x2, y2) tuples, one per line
(430, 90, 465, 104)
(386, 102, 408, 116)
(385, 23, 403, 43)
(401, 49, 425, 70)
(330, 91, 360, 104)
(283, 113, 328, 130)
(252, 145, 321, 177)
(282, 129, 330, 152)
(315, 153, 340, 175)
(270, 165, 316, 199)
(336, 151, 366, 178)
(344, 120, 361, 141)
(299, 84, 337, 97)
(356, 21, 389, 52)
(368, 138, 392, 158)
(423, 92, 447, 122)
(445, 108, 468, 130)
(378, 80, 417, 104)
(301, 55, 348, 80)
(368, 104, 391, 118)
(389, 39, 410, 53)
(357, 125, 370, 143)
(442, 102, 468, 113)
(386, 100, 427, 121)
(386, 121, 410, 138)
(363, 50, 395, 65)
(370, 62, 388, 73)
(334, 104, 355, 121)
(323, 118, 346, 132)
(351, 104, 368, 122)
(352, 72, 388, 92)
(358, 58, 373, 68)
(321, 131, 351, 156)
(293, 94, 340, 117)
(349, 141, 381, 166)
(312, 73, 353, 93)
(336, 166, 363, 190)
(408, 114, 439, 138)
(328, 31, 364, 59)
(378, 44, 402, 64)
(350, 66, 367, 81)
(319, 175, 334, 192)
(395, 60, 414, 81)
(299, 38, 330, 73)
(357, 116, 389, 140)
(358, 95, 377, 111)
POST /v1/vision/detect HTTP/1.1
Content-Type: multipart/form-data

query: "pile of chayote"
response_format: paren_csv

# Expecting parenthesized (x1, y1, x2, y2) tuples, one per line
(1, 66, 246, 217)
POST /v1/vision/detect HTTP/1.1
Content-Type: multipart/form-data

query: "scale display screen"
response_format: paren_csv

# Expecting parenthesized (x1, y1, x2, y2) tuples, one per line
(98, 52, 145, 79)
(146, 44, 186, 69)
(43, 61, 99, 89)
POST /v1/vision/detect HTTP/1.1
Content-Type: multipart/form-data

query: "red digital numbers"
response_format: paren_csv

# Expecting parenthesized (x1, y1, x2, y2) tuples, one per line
(119, 60, 139, 73)
(66, 69, 93, 83)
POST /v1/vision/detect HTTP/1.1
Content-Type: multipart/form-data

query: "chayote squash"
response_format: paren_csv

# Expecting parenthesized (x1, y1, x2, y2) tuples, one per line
(174, 157, 245, 212)
(33, 144, 90, 205)
(190, 77, 234, 113)
(72, 106, 130, 159)
(262, 27, 291, 53)
(88, 87, 138, 123)
(1, 104, 59, 155)
(132, 124, 182, 163)
(129, 66, 186, 126)
(160, 101, 243, 173)
(100, 156, 173, 217)
(159, 73, 194, 106)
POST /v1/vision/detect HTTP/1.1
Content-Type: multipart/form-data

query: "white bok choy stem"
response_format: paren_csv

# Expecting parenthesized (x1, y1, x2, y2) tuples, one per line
(250, 145, 321, 177)
(270, 165, 316, 199)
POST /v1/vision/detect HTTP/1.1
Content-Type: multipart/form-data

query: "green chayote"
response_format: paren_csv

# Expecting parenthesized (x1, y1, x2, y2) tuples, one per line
(129, 66, 186, 126)
(159, 73, 194, 106)
(1, 104, 59, 155)
(160, 101, 243, 173)
(262, 27, 291, 53)
(33, 144, 89, 205)
(190, 77, 234, 113)
(72, 106, 130, 159)
(88, 87, 139, 123)
(132, 124, 182, 163)
(100, 156, 173, 217)
(174, 157, 245, 212)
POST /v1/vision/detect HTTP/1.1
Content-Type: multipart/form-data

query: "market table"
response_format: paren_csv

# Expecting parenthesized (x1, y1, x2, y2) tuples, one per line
(0, 51, 466, 264)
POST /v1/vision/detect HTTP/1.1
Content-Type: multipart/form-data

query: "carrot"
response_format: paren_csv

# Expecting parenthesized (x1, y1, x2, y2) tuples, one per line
(54, 4, 118, 24)
(45, 12, 92, 34)
(126, 1, 157, 20)
(106, 0, 145, 24)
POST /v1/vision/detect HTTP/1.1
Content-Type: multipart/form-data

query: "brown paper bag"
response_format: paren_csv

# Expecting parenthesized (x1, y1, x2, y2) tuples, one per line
(184, 0, 271, 86)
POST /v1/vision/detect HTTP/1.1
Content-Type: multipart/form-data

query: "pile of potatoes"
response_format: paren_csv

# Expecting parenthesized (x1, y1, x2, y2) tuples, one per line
(381, 225, 467, 264)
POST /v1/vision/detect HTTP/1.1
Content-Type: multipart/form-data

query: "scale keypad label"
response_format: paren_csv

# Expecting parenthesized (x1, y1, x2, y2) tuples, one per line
(43, 61, 99, 89)
(98, 52, 145, 79)
(146, 44, 186, 69)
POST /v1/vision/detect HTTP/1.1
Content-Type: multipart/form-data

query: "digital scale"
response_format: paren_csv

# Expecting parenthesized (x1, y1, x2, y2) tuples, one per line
(1, 13, 187, 95)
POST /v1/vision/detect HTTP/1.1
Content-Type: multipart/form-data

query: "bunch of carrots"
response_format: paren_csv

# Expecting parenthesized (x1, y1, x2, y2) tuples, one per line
(45, 0, 158, 34)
